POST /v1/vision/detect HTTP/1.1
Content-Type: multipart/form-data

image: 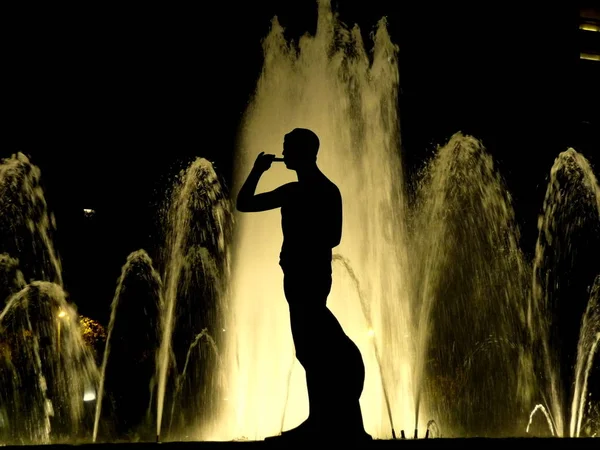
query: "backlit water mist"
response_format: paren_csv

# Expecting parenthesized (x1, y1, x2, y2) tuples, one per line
(529, 149, 600, 437)
(0, 154, 99, 444)
(90, 158, 233, 443)
(93, 250, 161, 442)
(210, 1, 414, 440)
(1, 1, 599, 444)
(408, 134, 533, 436)
(204, 0, 600, 441)
(155, 158, 233, 440)
(0, 282, 99, 444)
(0, 153, 62, 286)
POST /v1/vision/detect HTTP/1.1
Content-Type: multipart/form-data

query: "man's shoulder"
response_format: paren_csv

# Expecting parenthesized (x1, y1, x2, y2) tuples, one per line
(325, 178, 341, 197)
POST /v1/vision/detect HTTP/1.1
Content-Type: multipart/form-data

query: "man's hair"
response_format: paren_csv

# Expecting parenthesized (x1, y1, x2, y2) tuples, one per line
(286, 128, 320, 159)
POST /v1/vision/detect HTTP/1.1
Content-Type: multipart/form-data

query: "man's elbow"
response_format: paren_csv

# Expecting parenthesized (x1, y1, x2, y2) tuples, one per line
(236, 198, 248, 212)
(236, 196, 254, 212)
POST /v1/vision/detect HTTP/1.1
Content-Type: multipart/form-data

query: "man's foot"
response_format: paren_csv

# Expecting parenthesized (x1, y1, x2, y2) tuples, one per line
(265, 419, 322, 442)
(265, 419, 373, 442)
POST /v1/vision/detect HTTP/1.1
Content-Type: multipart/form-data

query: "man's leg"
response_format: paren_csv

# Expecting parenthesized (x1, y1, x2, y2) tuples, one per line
(276, 270, 330, 438)
(312, 307, 370, 440)
(280, 271, 370, 440)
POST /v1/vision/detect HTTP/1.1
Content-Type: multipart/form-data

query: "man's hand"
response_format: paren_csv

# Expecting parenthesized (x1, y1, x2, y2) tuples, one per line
(237, 151, 291, 212)
(253, 152, 276, 172)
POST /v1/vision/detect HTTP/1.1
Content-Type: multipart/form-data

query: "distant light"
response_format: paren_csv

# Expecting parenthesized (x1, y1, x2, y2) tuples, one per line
(57, 310, 67, 318)
(580, 52, 600, 61)
(83, 208, 95, 217)
(83, 389, 96, 402)
(580, 23, 600, 32)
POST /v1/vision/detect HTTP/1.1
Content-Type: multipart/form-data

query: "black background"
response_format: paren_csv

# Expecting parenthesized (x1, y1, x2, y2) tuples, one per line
(3, 1, 599, 324)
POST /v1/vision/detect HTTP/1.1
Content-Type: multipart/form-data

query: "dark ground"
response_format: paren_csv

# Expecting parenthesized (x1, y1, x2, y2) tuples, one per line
(3, 438, 600, 449)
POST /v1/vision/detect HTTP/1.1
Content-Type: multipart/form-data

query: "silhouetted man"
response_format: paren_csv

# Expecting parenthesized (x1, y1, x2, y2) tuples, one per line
(237, 128, 371, 442)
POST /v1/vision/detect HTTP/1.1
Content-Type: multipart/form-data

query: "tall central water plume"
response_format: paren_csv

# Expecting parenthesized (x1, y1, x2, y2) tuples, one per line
(210, 1, 416, 440)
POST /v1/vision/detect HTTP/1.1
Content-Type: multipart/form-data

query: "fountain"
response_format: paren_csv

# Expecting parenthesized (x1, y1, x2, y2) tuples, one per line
(528, 148, 600, 437)
(571, 275, 600, 437)
(93, 249, 162, 442)
(0, 0, 599, 444)
(0, 282, 99, 444)
(408, 133, 533, 437)
(211, 1, 413, 440)
(0, 153, 99, 445)
(154, 157, 233, 441)
(0, 153, 62, 286)
(207, 0, 600, 440)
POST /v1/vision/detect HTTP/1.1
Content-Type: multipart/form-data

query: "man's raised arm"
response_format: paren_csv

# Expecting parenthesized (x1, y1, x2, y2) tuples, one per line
(237, 152, 290, 212)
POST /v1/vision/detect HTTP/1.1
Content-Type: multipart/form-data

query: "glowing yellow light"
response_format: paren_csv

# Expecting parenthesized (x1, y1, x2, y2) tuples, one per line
(57, 310, 67, 318)
(580, 52, 600, 61)
(580, 23, 600, 32)
(83, 389, 96, 402)
(212, 3, 421, 441)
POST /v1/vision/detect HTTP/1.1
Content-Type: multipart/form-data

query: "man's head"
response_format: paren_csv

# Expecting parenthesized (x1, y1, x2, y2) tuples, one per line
(282, 128, 320, 170)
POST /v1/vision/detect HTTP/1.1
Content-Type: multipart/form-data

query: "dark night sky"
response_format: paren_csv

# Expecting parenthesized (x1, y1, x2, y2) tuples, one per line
(3, 1, 599, 323)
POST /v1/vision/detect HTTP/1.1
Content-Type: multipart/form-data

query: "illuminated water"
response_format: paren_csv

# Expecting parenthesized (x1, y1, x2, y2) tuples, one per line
(0, 253, 25, 301)
(204, 0, 600, 440)
(0, 1, 599, 443)
(0, 153, 62, 286)
(208, 1, 413, 440)
(409, 134, 533, 436)
(0, 153, 98, 444)
(529, 149, 600, 437)
(155, 158, 233, 440)
(571, 275, 600, 437)
(0, 282, 99, 444)
(93, 250, 162, 441)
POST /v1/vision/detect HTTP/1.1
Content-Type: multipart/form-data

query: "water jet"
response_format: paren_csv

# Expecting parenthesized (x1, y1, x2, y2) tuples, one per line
(0, 0, 599, 444)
